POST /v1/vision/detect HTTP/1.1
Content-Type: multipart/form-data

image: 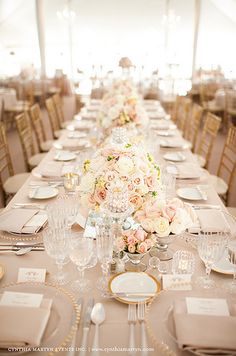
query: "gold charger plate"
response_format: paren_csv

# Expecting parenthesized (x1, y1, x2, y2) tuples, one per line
(0, 282, 81, 355)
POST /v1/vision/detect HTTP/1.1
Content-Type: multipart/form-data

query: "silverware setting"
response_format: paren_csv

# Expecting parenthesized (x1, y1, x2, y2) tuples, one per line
(137, 302, 148, 356)
(12, 203, 47, 210)
(79, 298, 94, 356)
(0, 245, 45, 252)
(191, 204, 221, 210)
(90, 303, 105, 356)
(68, 297, 83, 356)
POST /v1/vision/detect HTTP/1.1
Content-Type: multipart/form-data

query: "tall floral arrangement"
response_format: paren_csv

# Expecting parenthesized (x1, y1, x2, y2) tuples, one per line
(79, 143, 162, 212)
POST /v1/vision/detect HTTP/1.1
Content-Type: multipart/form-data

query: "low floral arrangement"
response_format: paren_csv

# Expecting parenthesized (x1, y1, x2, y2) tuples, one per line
(116, 226, 155, 254)
(79, 143, 162, 212)
(118, 57, 133, 68)
(134, 197, 195, 237)
(98, 93, 149, 131)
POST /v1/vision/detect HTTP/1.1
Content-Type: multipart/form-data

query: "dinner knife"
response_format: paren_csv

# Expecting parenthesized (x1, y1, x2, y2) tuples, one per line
(79, 298, 94, 356)
(0, 246, 45, 251)
(68, 297, 83, 356)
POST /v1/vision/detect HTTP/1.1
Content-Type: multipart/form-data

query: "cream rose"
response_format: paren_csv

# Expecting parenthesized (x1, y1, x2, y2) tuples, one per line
(153, 217, 171, 237)
(141, 218, 156, 233)
(129, 193, 143, 210)
(116, 156, 135, 175)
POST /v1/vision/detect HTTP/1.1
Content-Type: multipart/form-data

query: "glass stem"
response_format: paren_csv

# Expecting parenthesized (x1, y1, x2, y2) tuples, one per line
(101, 262, 109, 279)
(233, 269, 236, 284)
(56, 260, 63, 273)
(205, 264, 211, 280)
(77, 266, 85, 280)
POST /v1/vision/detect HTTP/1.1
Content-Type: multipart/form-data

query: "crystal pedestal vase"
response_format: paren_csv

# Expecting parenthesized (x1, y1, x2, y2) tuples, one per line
(149, 233, 174, 261)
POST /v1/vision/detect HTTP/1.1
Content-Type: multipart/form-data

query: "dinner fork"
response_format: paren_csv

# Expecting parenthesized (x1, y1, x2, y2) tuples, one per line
(137, 302, 148, 356)
(128, 304, 137, 356)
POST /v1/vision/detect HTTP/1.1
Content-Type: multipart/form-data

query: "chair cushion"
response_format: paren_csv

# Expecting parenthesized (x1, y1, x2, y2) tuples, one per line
(209, 175, 228, 196)
(40, 140, 55, 152)
(61, 120, 74, 129)
(3, 173, 30, 194)
(227, 207, 236, 218)
(54, 130, 64, 138)
(28, 153, 46, 168)
(193, 154, 206, 168)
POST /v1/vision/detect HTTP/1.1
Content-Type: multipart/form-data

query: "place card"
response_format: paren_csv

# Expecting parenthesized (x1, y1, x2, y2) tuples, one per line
(186, 297, 230, 316)
(0, 291, 43, 308)
(17, 268, 46, 283)
(162, 274, 192, 290)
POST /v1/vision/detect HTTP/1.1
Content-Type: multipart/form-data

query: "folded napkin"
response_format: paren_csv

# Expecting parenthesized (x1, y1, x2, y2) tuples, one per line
(39, 162, 75, 179)
(60, 138, 89, 150)
(167, 163, 202, 179)
(173, 298, 236, 355)
(0, 209, 47, 234)
(160, 138, 187, 148)
(188, 209, 230, 233)
(0, 298, 52, 347)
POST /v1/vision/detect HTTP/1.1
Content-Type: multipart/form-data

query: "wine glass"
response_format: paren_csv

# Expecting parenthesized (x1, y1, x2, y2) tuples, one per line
(197, 231, 228, 289)
(96, 217, 114, 293)
(228, 240, 236, 293)
(69, 232, 94, 293)
(43, 227, 70, 285)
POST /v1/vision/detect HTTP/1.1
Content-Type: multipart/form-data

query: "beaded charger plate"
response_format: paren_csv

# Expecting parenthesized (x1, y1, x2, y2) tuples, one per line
(0, 282, 80, 355)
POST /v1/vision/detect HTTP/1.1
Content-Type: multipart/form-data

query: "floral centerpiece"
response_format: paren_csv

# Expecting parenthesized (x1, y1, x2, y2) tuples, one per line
(79, 143, 162, 213)
(134, 197, 195, 236)
(116, 226, 155, 254)
(98, 93, 149, 131)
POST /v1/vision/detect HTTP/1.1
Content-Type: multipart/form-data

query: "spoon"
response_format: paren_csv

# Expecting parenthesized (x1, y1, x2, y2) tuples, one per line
(90, 303, 105, 356)
(0, 247, 32, 256)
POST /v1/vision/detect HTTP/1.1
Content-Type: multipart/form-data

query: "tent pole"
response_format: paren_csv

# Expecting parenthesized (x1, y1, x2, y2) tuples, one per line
(192, 0, 201, 80)
(35, 0, 46, 78)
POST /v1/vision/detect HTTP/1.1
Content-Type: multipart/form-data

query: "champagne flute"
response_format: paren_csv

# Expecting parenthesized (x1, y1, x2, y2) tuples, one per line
(228, 240, 236, 293)
(197, 231, 228, 289)
(96, 217, 114, 293)
(69, 232, 94, 293)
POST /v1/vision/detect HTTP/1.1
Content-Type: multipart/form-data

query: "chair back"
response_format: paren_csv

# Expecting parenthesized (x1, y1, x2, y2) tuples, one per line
(196, 112, 221, 169)
(176, 97, 192, 132)
(184, 103, 203, 151)
(29, 103, 46, 151)
(0, 122, 14, 189)
(53, 93, 64, 126)
(15, 112, 35, 171)
(45, 97, 60, 138)
(217, 126, 236, 204)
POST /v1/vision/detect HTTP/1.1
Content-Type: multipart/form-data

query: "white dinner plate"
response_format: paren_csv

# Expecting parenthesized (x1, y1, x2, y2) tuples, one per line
(163, 152, 186, 162)
(28, 186, 59, 200)
(54, 151, 77, 161)
(177, 187, 207, 201)
(109, 272, 160, 304)
(160, 140, 190, 149)
(212, 241, 236, 275)
(67, 132, 86, 139)
(156, 130, 176, 137)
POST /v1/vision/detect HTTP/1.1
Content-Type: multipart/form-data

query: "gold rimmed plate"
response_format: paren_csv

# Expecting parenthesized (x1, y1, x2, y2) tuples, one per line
(108, 272, 160, 304)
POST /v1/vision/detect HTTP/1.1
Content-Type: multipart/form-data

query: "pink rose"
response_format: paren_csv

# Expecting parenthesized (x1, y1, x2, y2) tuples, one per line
(168, 198, 184, 209)
(94, 187, 107, 204)
(128, 244, 136, 253)
(127, 234, 138, 245)
(145, 200, 162, 219)
(134, 209, 146, 222)
(116, 237, 126, 251)
(129, 194, 143, 210)
(145, 238, 154, 250)
(145, 175, 156, 190)
(162, 205, 177, 222)
(134, 228, 147, 242)
(137, 242, 148, 254)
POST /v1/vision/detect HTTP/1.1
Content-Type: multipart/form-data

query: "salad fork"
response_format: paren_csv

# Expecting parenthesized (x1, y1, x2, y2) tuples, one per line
(128, 304, 137, 356)
(137, 302, 148, 356)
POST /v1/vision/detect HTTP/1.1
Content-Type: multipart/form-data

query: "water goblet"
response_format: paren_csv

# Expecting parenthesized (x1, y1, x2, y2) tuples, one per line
(96, 217, 114, 293)
(228, 240, 236, 293)
(172, 250, 195, 275)
(43, 227, 70, 285)
(197, 231, 228, 289)
(69, 232, 94, 293)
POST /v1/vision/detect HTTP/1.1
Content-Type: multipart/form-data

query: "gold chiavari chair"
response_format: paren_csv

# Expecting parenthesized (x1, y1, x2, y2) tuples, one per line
(172, 96, 184, 124)
(0, 122, 30, 204)
(224, 90, 236, 129)
(184, 103, 203, 152)
(194, 112, 221, 169)
(29, 103, 56, 152)
(52, 93, 74, 129)
(15, 112, 46, 171)
(45, 97, 63, 139)
(209, 126, 236, 205)
(176, 97, 192, 133)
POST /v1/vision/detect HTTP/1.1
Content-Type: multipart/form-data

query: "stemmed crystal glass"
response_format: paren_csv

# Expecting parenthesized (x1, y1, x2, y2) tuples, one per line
(69, 232, 94, 293)
(43, 227, 70, 285)
(228, 240, 236, 293)
(96, 216, 114, 293)
(197, 231, 228, 289)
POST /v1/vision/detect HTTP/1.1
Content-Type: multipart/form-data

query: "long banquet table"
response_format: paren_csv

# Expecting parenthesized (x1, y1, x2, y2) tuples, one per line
(0, 102, 235, 356)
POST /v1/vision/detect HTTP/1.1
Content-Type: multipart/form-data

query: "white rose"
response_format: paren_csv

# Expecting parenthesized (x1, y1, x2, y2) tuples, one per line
(80, 173, 95, 192)
(90, 157, 106, 172)
(116, 156, 135, 175)
(170, 208, 192, 234)
(141, 218, 156, 233)
(153, 217, 171, 237)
